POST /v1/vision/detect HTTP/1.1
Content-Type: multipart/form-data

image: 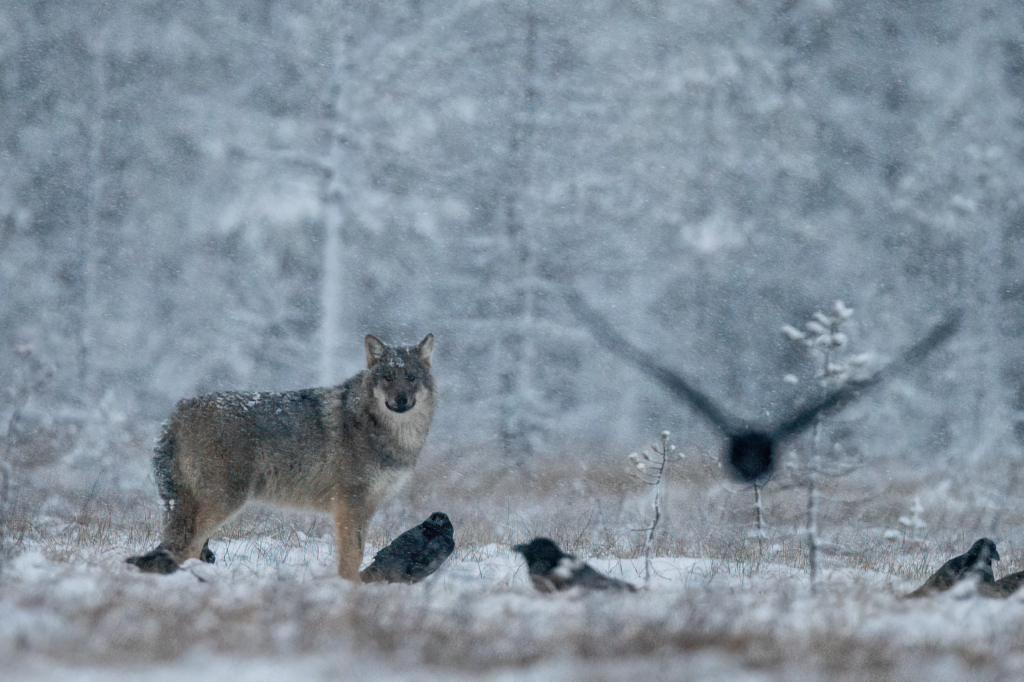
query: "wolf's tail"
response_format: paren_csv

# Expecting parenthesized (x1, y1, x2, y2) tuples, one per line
(152, 421, 179, 511)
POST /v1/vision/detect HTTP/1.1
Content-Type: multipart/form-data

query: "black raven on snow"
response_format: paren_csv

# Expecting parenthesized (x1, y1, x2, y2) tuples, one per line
(906, 538, 1000, 598)
(360, 511, 455, 584)
(514, 537, 636, 593)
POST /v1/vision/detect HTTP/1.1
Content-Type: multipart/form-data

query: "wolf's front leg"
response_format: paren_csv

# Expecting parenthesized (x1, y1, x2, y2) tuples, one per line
(332, 496, 367, 581)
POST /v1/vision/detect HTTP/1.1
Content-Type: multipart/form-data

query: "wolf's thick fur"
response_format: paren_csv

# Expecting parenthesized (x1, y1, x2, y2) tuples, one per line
(126, 334, 435, 580)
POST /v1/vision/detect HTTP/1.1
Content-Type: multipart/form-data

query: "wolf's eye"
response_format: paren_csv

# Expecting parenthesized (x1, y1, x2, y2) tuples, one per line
(384, 372, 396, 382)
(405, 373, 416, 383)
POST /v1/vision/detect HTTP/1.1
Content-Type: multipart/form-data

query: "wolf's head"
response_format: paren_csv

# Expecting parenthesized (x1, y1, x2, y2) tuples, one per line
(365, 334, 435, 414)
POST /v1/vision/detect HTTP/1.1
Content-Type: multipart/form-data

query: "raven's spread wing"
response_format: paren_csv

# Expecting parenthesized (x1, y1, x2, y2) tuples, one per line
(773, 309, 963, 440)
(564, 288, 742, 435)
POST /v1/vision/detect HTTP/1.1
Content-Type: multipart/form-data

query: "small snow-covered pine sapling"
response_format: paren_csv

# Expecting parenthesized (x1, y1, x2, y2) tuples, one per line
(628, 430, 682, 583)
(781, 300, 864, 590)
(897, 496, 927, 545)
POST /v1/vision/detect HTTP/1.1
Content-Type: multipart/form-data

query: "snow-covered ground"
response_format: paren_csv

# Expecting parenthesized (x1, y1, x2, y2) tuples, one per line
(4, 525, 1024, 682)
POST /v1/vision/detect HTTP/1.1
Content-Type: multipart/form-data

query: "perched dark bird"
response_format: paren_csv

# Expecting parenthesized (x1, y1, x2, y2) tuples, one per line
(513, 537, 637, 593)
(906, 538, 1000, 598)
(979, 571, 1024, 599)
(564, 288, 962, 483)
(360, 512, 455, 584)
(125, 545, 178, 574)
(125, 538, 215, 574)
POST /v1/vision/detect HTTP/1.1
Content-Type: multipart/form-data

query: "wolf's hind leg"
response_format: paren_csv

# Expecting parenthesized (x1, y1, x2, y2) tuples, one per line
(173, 495, 238, 564)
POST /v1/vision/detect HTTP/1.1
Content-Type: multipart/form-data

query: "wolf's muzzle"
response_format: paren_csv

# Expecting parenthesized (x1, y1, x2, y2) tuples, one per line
(387, 394, 415, 413)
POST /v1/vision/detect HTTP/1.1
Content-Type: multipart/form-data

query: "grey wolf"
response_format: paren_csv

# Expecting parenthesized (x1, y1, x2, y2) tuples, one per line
(565, 288, 962, 482)
(360, 511, 455, 584)
(513, 537, 636, 593)
(126, 334, 436, 581)
(906, 538, 999, 598)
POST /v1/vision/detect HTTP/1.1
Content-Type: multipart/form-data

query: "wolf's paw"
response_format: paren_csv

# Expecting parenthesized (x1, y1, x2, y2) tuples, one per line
(126, 547, 179, 574)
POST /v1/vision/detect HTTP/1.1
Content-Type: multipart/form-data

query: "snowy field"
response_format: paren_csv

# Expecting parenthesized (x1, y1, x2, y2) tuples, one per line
(5, 453, 1024, 682)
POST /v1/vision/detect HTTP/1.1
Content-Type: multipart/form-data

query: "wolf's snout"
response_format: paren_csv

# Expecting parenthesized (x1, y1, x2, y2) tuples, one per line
(389, 394, 414, 413)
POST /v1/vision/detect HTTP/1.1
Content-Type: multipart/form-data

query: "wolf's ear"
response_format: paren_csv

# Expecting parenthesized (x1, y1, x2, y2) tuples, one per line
(418, 334, 434, 367)
(365, 334, 387, 368)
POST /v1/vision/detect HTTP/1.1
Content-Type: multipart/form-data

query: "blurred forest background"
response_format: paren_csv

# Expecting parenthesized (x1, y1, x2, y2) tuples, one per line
(2, 0, 1024, 496)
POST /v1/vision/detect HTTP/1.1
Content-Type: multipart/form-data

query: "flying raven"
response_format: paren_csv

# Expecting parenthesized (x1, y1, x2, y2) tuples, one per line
(565, 289, 961, 482)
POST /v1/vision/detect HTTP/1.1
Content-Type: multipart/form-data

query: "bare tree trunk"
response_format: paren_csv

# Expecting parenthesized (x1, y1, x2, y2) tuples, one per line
(807, 421, 822, 592)
(499, 7, 540, 461)
(644, 477, 661, 583)
(80, 26, 109, 399)
(319, 199, 344, 384)
(319, 33, 354, 385)
(753, 483, 765, 554)
(806, 460, 819, 589)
